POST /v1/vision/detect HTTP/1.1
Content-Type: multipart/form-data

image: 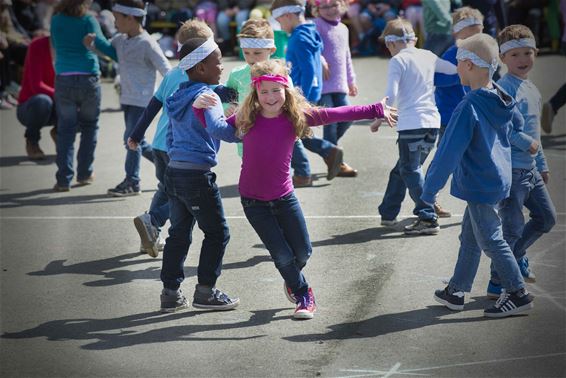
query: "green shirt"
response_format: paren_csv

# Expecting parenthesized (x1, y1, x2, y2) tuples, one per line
(422, 0, 454, 36)
(226, 64, 252, 104)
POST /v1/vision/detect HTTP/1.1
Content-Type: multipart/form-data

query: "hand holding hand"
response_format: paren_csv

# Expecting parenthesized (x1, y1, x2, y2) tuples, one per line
(127, 137, 139, 151)
(380, 96, 398, 128)
(193, 93, 218, 109)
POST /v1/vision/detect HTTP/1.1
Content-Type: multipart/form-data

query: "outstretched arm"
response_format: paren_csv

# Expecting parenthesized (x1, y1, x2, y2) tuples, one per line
(306, 98, 396, 126)
(127, 96, 163, 149)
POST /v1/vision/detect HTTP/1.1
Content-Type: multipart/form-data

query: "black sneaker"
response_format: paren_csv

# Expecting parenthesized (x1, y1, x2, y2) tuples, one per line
(160, 289, 189, 313)
(192, 284, 240, 311)
(107, 179, 141, 197)
(434, 286, 465, 311)
(484, 289, 534, 318)
(404, 218, 440, 235)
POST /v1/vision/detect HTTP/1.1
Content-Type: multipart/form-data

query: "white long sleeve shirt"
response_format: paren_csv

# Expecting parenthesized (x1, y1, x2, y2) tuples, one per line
(385, 46, 457, 131)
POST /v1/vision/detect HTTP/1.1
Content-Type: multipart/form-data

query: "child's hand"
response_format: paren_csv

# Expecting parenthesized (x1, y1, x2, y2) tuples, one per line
(528, 140, 539, 154)
(83, 33, 96, 49)
(127, 137, 139, 151)
(224, 103, 237, 117)
(193, 93, 217, 109)
(348, 83, 358, 97)
(380, 96, 398, 128)
(541, 171, 550, 184)
(322, 60, 330, 81)
(369, 119, 383, 133)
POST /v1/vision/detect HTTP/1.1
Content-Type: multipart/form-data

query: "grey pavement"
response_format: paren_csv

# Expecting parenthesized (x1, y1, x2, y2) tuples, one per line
(1, 55, 565, 377)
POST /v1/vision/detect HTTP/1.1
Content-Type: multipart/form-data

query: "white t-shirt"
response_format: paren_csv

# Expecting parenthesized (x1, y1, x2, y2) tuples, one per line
(384, 46, 456, 131)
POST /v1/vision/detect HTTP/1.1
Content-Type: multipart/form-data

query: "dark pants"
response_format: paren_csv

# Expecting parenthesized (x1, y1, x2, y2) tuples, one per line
(161, 167, 230, 290)
(550, 83, 566, 114)
(16, 94, 56, 143)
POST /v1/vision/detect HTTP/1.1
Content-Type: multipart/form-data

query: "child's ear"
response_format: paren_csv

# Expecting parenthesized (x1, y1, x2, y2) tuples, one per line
(269, 47, 277, 55)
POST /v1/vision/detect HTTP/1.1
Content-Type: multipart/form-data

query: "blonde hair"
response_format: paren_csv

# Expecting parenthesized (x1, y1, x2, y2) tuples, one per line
(452, 6, 484, 25)
(271, 0, 304, 12)
(237, 18, 274, 39)
(497, 24, 535, 46)
(236, 59, 313, 139)
(380, 17, 415, 41)
(309, 0, 348, 18)
(176, 19, 213, 45)
(457, 33, 499, 65)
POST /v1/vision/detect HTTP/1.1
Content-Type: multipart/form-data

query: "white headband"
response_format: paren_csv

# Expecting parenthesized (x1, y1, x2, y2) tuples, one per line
(457, 47, 499, 77)
(178, 38, 218, 71)
(272, 5, 305, 19)
(453, 17, 482, 33)
(239, 38, 276, 49)
(500, 38, 537, 54)
(112, 4, 146, 17)
(384, 32, 416, 43)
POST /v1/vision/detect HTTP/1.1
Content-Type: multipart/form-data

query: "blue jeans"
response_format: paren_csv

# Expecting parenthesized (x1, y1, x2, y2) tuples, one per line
(241, 192, 312, 297)
(319, 93, 351, 144)
(148, 149, 170, 231)
(378, 129, 437, 221)
(423, 33, 453, 56)
(449, 202, 525, 293)
(123, 104, 153, 183)
(161, 167, 230, 290)
(16, 94, 56, 143)
(491, 168, 556, 283)
(217, 9, 250, 41)
(54, 75, 100, 186)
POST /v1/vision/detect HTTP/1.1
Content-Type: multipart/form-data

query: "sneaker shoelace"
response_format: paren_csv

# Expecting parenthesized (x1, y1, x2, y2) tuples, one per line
(495, 289, 510, 308)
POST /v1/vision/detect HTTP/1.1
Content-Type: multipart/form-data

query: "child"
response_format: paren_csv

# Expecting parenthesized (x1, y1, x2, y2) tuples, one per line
(375, 18, 456, 235)
(487, 24, 556, 297)
(425, 33, 534, 318)
(192, 59, 397, 319)
(50, 0, 104, 191)
(84, 0, 171, 197)
(271, 0, 345, 187)
(158, 37, 240, 313)
(311, 0, 359, 177)
(127, 20, 236, 257)
(432, 6, 485, 218)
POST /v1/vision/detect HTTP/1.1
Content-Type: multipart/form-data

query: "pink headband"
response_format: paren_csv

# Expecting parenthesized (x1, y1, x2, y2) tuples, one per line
(251, 74, 289, 89)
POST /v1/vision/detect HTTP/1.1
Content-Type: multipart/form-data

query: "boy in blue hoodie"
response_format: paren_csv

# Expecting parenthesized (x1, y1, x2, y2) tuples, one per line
(158, 37, 240, 313)
(271, 0, 344, 187)
(487, 25, 556, 297)
(424, 33, 535, 318)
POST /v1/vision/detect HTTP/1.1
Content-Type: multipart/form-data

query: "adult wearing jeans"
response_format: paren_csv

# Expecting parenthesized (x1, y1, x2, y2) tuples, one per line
(216, 0, 253, 53)
(16, 35, 57, 160)
(50, 0, 104, 191)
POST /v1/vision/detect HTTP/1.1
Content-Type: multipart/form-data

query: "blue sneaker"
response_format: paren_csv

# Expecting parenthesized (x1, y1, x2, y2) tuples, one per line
(487, 280, 502, 299)
(517, 256, 536, 283)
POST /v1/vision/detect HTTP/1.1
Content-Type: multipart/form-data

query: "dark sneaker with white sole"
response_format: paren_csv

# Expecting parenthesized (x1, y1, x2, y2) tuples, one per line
(404, 218, 440, 235)
(160, 289, 189, 313)
(484, 289, 534, 318)
(192, 285, 239, 310)
(107, 179, 141, 197)
(434, 286, 465, 310)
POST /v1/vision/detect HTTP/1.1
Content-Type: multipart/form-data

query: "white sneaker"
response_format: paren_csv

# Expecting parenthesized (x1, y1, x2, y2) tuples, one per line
(134, 213, 161, 257)
(139, 237, 165, 255)
(380, 218, 398, 227)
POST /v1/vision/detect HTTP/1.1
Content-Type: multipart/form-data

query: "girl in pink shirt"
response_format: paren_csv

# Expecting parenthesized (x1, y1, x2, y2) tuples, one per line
(193, 59, 396, 320)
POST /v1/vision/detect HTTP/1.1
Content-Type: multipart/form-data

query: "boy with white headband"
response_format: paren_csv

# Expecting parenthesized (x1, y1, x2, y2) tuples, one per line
(158, 37, 240, 313)
(84, 0, 171, 197)
(375, 18, 456, 235)
(486, 24, 556, 298)
(425, 33, 535, 317)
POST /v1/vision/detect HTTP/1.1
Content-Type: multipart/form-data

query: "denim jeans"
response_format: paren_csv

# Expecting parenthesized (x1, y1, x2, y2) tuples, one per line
(449, 202, 525, 293)
(491, 168, 556, 283)
(241, 192, 312, 297)
(123, 104, 153, 183)
(148, 149, 170, 231)
(549, 83, 566, 113)
(161, 167, 230, 290)
(54, 75, 100, 187)
(319, 92, 352, 144)
(16, 94, 56, 143)
(423, 33, 453, 56)
(217, 9, 250, 41)
(378, 129, 437, 221)
(291, 140, 311, 177)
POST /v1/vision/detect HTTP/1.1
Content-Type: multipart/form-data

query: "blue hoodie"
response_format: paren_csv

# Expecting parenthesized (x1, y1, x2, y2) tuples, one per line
(286, 23, 324, 103)
(422, 83, 532, 205)
(166, 81, 239, 168)
(497, 73, 546, 172)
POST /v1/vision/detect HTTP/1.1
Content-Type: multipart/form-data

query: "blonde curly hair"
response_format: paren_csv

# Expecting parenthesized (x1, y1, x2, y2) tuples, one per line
(236, 59, 314, 139)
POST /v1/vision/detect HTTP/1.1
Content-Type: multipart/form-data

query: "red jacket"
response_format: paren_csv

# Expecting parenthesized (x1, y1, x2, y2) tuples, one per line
(18, 36, 55, 104)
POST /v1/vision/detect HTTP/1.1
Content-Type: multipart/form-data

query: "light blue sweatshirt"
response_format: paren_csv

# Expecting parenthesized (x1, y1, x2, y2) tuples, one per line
(422, 83, 532, 205)
(497, 73, 548, 172)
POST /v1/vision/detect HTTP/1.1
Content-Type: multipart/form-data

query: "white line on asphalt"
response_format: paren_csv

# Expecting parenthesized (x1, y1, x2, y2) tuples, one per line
(530, 284, 566, 313)
(337, 351, 566, 377)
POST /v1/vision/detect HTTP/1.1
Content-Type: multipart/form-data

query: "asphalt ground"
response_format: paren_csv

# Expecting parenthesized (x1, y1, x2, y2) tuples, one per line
(0, 54, 565, 377)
